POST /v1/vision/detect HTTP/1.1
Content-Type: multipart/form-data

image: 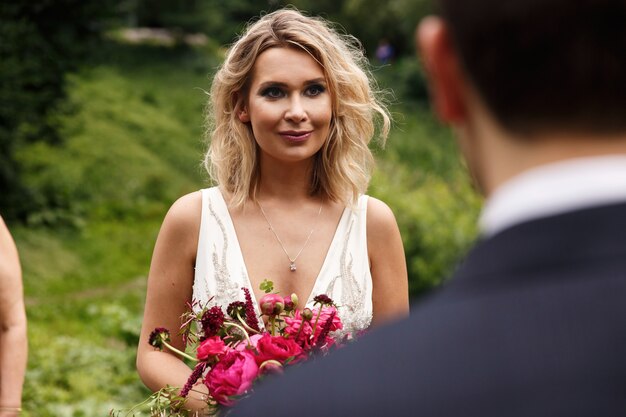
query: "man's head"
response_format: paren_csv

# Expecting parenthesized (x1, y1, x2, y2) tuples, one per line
(417, 0, 626, 194)
(427, 0, 626, 136)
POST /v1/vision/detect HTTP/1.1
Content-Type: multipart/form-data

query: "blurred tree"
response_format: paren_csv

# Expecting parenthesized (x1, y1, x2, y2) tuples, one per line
(342, 0, 433, 56)
(288, 0, 433, 56)
(0, 0, 116, 222)
(130, 0, 283, 44)
(126, 0, 434, 55)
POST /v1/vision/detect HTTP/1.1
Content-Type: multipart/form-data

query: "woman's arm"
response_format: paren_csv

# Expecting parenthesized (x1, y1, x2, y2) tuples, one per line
(367, 197, 410, 326)
(136, 192, 209, 413)
(0, 217, 27, 416)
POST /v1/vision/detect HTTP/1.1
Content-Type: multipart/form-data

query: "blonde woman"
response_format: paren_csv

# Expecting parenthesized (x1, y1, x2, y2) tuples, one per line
(0, 216, 27, 417)
(137, 8, 408, 414)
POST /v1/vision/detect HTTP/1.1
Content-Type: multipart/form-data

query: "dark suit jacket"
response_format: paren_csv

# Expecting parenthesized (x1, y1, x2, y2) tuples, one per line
(229, 202, 626, 417)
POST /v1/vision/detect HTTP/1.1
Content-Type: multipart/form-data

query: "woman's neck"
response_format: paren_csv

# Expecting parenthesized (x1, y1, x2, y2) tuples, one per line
(257, 158, 316, 201)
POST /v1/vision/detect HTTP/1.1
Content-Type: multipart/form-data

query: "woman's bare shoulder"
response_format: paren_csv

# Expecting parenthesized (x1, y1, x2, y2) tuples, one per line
(158, 191, 203, 246)
(366, 196, 399, 237)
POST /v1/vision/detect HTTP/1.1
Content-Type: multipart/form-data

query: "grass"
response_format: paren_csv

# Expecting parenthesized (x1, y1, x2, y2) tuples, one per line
(11, 41, 480, 415)
(14, 41, 214, 416)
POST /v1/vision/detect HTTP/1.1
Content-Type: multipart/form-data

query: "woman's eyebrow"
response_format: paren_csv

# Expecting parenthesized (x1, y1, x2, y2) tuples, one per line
(257, 81, 288, 89)
(257, 78, 326, 90)
(304, 78, 326, 85)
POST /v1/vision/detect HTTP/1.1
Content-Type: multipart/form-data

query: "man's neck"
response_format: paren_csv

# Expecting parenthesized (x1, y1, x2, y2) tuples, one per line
(463, 104, 626, 198)
(488, 133, 626, 197)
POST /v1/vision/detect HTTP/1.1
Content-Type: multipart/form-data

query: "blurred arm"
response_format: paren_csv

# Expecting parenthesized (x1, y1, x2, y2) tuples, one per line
(0, 217, 28, 415)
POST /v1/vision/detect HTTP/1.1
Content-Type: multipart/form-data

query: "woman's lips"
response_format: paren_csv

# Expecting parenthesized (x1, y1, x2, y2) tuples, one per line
(279, 131, 312, 142)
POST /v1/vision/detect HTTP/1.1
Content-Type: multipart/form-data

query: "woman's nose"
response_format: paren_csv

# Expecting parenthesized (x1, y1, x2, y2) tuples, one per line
(284, 96, 307, 123)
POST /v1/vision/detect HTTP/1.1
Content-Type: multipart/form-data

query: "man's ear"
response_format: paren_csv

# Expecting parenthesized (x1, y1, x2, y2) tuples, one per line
(416, 16, 468, 125)
(234, 92, 250, 123)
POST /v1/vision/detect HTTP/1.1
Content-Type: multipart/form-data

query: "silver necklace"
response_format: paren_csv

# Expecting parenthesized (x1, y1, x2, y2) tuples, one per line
(257, 200, 323, 272)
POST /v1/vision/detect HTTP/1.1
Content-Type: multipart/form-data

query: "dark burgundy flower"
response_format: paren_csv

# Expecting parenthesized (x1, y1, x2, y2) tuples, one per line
(242, 287, 261, 332)
(180, 362, 207, 398)
(313, 294, 334, 306)
(283, 294, 298, 312)
(148, 327, 171, 349)
(201, 306, 225, 338)
(314, 310, 336, 350)
(227, 301, 246, 319)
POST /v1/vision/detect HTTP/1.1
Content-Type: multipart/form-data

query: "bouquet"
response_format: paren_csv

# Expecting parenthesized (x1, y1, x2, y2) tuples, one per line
(114, 280, 343, 416)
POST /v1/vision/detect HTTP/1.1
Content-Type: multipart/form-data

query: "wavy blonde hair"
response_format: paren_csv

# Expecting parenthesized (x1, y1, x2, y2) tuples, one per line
(204, 8, 390, 207)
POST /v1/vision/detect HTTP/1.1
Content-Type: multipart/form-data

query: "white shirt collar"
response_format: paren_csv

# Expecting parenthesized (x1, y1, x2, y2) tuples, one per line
(479, 155, 626, 237)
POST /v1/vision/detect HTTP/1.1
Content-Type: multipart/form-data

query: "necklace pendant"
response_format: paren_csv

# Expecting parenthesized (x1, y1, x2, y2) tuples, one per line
(290, 262, 297, 272)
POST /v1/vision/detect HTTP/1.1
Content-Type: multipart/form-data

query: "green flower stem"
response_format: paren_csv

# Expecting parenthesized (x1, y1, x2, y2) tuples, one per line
(270, 316, 276, 336)
(163, 341, 198, 362)
(294, 320, 304, 342)
(236, 312, 261, 335)
(311, 309, 322, 338)
(225, 321, 252, 345)
(118, 386, 181, 416)
(259, 359, 283, 372)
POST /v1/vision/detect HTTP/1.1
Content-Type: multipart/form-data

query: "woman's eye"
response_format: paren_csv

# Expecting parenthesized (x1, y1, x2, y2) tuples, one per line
(305, 84, 326, 97)
(260, 87, 284, 99)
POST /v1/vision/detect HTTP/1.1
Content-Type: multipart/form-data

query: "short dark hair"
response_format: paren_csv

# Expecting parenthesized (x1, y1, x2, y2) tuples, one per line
(437, 0, 626, 136)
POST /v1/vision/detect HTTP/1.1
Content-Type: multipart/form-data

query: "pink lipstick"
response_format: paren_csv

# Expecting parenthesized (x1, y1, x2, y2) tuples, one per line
(280, 130, 312, 142)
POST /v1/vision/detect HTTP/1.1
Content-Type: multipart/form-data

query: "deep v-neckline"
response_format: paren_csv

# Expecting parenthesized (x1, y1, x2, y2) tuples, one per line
(213, 188, 350, 320)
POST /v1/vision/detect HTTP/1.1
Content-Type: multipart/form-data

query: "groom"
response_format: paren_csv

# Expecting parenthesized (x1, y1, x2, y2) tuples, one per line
(230, 0, 626, 415)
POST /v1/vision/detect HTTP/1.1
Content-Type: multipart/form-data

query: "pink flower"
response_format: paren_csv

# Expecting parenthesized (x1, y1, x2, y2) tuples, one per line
(284, 307, 343, 350)
(235, 334, 263, 352)
(197, 336, 227, 360)
(312, 306, 343, 347)
(205, 350, 259, 406)
(313, 306, 343, 336)
(259, 293, 284, 316)
(284, 309, 314, 349)
(254, 333, 304, 365)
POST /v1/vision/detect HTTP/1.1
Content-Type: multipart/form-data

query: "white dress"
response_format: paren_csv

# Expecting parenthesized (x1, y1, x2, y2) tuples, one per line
(192, 187, 373, 336)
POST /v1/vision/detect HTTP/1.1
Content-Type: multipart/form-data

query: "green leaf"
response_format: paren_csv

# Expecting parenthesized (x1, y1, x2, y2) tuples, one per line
(259, 279, 274, 293)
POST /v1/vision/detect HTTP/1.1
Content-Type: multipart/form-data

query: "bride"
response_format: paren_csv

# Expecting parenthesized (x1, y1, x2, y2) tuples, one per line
(136, 8, 409, 414)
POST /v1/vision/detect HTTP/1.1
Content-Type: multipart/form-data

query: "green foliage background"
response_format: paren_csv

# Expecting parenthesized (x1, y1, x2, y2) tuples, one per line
(2, 2, 481, 415)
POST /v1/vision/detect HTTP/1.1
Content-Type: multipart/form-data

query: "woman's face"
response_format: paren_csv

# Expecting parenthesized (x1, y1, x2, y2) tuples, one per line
(238, 47, 332, 166)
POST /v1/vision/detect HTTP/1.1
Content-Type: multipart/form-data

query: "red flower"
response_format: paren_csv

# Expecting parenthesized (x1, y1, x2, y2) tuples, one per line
(197, 336, 227, 360)
(205, 350, 259, 406)
(254, 333, 304, 365)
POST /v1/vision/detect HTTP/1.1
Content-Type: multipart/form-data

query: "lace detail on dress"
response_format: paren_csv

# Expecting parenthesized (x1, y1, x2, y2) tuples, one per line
(207, 198, 241, 308)
(320, 217, 373, 337)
